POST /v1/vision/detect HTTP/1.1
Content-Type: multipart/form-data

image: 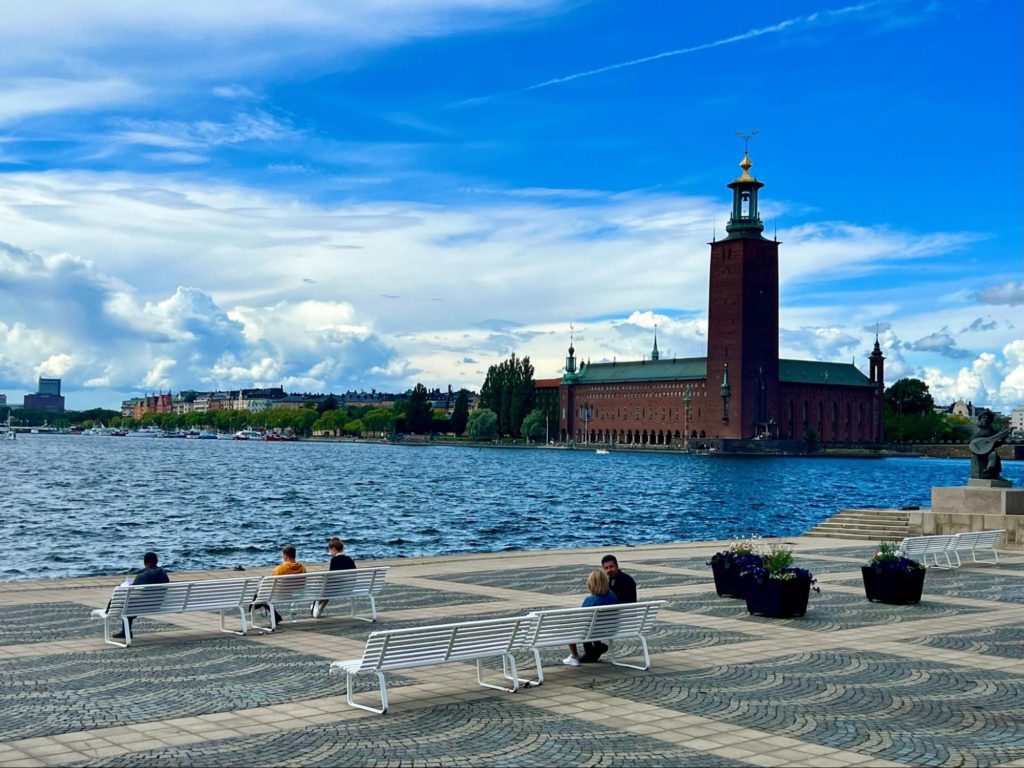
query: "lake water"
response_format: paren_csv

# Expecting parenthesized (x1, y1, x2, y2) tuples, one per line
(2, 436, 1021, 581)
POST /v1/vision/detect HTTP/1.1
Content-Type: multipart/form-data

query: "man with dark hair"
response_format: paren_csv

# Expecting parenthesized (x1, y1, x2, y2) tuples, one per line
(601, 554, 637, 604)
(112, 552, 170, 639)
(581, 554, 637, 663)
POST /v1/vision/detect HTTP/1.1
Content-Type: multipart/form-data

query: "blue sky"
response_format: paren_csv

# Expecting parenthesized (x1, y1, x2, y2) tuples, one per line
(0, 0, 1021, 410)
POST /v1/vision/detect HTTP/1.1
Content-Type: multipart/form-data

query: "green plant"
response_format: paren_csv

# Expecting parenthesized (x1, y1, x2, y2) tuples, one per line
(762, 541, 794, 573)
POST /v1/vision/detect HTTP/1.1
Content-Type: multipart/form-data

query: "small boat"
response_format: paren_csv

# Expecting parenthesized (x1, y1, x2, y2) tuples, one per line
(1, 415, 14, 440)
(595, 448, 610, 455)
(133, 425, 164, 437)
(265, 433, 296, 442)
(233, 429, 265, 441)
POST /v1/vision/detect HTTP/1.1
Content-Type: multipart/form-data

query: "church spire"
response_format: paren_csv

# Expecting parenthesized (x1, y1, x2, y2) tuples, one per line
(725, 131, 765, 240)
(651, 325, 660, 361)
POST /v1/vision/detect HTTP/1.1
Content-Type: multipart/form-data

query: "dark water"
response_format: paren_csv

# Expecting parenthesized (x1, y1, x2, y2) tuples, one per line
(1, 436, 1020, 581)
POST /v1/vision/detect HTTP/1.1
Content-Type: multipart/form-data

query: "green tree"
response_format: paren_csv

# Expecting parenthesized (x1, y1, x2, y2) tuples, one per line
(405, 383, 434, 434)
(344, 418, 365, 435)
(884, 378, 935, 417)
(363, 408, 394, 434)
(317, 395, 339, 414)
(449, 389, 470, 436)
(478, 353, 535, 437)
(520, 408, 547, 443)
(467, 408, 498, 441)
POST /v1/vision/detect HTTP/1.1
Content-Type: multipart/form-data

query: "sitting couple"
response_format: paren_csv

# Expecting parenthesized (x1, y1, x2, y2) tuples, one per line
(563, 554, 637, 667)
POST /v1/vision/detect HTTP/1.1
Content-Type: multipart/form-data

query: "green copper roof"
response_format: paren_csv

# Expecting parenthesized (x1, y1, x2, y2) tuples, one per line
(778, 359, 874, 388)
(575, 357, 707, 384)
(560, 356, 872, 387)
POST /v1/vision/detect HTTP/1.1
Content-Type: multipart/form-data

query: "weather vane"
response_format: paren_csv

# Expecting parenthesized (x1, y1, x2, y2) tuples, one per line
(735, 129, 758, 153)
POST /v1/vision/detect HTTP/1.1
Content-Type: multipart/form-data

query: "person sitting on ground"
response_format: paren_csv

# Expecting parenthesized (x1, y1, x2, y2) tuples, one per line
(563, 569, 617, 667)
(581, 554, 638, 662)
(111, 551, 170, 639)
(312, 537, 356, 618)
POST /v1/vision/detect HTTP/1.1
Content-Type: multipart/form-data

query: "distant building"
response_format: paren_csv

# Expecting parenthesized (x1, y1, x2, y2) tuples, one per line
(542, 150, 884, 447)
(24, 377, 65, 413)
(1011, 406, 1024, 434)
(132, 393, 173, 420)
(37, 377, 61, 397)
(0, 394, 6, 407)
(950, 400, 975, 419)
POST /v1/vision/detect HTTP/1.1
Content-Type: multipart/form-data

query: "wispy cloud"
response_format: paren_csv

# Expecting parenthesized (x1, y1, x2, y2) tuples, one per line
(457, 1, 885, 104)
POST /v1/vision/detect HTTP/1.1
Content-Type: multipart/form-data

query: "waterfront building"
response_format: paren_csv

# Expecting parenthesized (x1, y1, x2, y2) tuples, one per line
(24, 376, 66, 413)
(543, 150, 885, 449)
(132, 393, 173, 420)
(0, 394, 6, 407)
(1011, 406, 1024, 435)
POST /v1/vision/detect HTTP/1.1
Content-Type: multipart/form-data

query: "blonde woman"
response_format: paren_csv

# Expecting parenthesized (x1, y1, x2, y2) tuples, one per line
(563, 569, 617, 667)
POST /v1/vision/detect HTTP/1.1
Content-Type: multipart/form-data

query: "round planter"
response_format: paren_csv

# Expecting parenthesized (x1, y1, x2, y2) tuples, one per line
(711, 560, 747, 598)
(861, 565, 926, 605)
(744, 576, 811, 618)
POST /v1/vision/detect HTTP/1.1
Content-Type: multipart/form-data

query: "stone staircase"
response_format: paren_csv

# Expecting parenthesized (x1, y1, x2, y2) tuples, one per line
(805, 508, 913, 542)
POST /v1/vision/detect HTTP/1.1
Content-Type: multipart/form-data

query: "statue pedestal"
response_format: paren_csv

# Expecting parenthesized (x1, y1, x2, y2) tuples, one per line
(931, 486, 1024, 516)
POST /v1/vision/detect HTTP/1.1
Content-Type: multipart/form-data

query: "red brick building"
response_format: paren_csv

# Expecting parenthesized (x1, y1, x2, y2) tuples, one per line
(543, 151, 885, 449)
(133, 393, 174, 420)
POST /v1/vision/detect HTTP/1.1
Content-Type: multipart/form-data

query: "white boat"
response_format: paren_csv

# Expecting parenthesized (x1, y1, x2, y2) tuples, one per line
(133, 425, 164, 437)
(233, 429, 265, 441)
(1, 414, 13, 440)
(595, 448, 610, 455)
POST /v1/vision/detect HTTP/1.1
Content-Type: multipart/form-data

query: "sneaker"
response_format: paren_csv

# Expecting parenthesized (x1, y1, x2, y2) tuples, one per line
(562, 655, 581, 667)
(111, 630, 126, 639)
(311, 602, 324, 619)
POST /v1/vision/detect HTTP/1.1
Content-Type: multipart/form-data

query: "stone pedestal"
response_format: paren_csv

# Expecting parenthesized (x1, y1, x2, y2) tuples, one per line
(932, 486, 1024, 516)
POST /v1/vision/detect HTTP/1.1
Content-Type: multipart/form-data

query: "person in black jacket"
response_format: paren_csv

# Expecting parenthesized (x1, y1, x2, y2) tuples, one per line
(112, 552, 170, 639)
(312, 537, 356, 618)
(581, 554, 637, 662)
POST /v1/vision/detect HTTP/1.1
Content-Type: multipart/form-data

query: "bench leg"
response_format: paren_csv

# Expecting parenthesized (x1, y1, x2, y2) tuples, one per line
(974, 548, 998, 565)
(101, 616, 129, 648)
(349, 596, 377, 623)
(521, 648, 545, 687)
(608, 637, 651, 671)
(476, 654, 519, 693)
(343, 670, 388, 714)
(219, 608, 249, 636)
(248, 604, 277, 633)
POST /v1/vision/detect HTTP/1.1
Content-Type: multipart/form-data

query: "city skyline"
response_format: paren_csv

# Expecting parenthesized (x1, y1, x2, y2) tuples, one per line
(0, 0, 1021, 410)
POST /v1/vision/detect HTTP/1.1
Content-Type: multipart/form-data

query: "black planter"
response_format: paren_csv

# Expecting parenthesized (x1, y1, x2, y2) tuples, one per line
(711, 560, 747, 598)
(744, 576, 810, 618)
(861, 565, 926, 605)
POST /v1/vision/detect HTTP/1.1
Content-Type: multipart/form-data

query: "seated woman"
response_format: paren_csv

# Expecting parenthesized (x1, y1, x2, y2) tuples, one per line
(312, 537, 356, 618)
(563, 569, 617, 667)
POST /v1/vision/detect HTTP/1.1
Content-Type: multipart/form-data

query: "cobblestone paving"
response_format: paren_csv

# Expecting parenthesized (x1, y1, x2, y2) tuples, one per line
(797, 545, 879, 559)
(437, 565, 706, 594)
(77, 699, 743, 768)
(663, 588, 990, 632)
(0, 639, 411, 742)
(0, 602, 176, 646)
(835, 568, 1024, 604)
(589, 650, 1024, 768)
(636, 555, 868, 575)
(909, 623, 1024, 660)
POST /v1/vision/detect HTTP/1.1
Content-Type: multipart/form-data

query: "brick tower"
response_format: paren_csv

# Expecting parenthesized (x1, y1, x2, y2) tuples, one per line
(705, 147, 780, 439)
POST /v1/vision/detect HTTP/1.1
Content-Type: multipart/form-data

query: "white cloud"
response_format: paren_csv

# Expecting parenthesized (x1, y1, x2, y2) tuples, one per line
(0, 78, 145, 125)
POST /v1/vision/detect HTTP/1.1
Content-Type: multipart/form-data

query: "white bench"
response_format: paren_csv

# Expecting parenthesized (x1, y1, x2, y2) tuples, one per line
(520, 601, 668, 685)
(91, 576, 264, 647)
(329, 615, 535, 714)
(946, 530, 1004, 567)
(250, 567, 389, 631)
(897, 535, 956, 568)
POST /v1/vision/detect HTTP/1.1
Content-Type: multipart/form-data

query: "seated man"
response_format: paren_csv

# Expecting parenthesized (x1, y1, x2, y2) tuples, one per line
(582, 554, 637, 662)
(257, 545, 307, 625)
(112, 551, 170, 639)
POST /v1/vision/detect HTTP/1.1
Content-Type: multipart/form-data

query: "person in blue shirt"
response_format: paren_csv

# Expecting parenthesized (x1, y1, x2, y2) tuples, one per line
(563, 569, 617, 667)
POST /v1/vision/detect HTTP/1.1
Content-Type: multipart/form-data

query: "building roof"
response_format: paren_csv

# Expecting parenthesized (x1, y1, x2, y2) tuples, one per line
(540, 356, 874, 388)
(535, 377, 562, 389)
(573, 357, 708, 384)
(778, 359, 874, 388)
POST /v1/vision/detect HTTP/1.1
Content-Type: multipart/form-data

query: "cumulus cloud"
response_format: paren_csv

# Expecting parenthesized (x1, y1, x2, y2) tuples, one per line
(908, 327, 975, 359)
(780, 326, 861, 361)
(973, 281, 1024, 306)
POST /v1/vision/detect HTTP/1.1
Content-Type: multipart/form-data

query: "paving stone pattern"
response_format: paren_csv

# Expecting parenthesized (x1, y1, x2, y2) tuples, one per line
(664, 588, 990, 632)
(0, 602, 176, 646)
(77, 699, 744, 768)
(438, 565, 706, 595)
(0, 639, 411, 742)
(591, 650, 1024, 768)
(910, 623, 1024, 660)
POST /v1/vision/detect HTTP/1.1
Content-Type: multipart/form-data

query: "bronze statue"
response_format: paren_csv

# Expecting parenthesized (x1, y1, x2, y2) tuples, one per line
(968, 410, 1010, 481)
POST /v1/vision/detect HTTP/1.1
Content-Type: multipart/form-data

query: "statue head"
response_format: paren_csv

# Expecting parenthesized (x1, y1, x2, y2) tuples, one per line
(977, 410, 994, 427)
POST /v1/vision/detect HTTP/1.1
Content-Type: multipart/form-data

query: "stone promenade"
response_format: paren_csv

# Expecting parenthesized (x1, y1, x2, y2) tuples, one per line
(1, 538, 1023, 767)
